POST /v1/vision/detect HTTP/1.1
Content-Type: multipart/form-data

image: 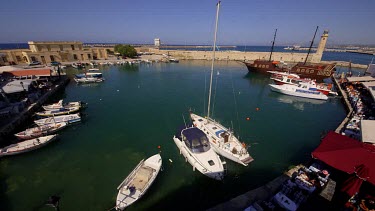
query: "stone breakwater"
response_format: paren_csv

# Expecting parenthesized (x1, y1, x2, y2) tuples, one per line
(142, 48, 368, 69)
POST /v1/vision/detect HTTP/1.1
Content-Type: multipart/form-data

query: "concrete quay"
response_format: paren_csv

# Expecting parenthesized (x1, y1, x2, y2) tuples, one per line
(208, 165, 303, 211)
(0, 77, 70, 143)
(332, 76, 353, 133)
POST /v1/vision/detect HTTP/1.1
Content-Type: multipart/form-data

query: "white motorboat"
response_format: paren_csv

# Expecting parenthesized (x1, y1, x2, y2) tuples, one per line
(88, 68, 100, 72)
(14, 122, 67, 140)
(190, 1, 253, 166)
(116, 154, 162, 210)
(34, 114, 81, 126)
(0, 135, 58, 157)
(36, 106, 80, 117)
(42, 100, 82, 111)
(269, 71, 337, 95)
(74, 72, 104, 83)
(173, 127, 225, 180)
(269, 83, 328, 100)
(190, 114, 254, 166)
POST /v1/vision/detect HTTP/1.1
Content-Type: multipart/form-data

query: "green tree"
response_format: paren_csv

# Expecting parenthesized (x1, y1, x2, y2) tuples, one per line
(114, 44, 137, 58)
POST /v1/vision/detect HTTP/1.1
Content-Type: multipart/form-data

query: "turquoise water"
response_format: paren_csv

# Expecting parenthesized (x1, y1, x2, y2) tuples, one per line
(0, 61, 346, 210)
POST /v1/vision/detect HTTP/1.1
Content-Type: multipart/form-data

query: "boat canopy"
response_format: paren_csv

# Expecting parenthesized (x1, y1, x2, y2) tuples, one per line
(181, 127, 211, 153)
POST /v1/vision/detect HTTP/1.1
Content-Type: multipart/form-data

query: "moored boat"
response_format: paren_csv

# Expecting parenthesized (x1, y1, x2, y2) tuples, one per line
(36, 106, 80, 117)
(269, 71, 337, 95)
(34, 114, 81, 126)
(42, 100, 82, 111)
(74, 72, 104, 83)
(0, 135, 58, 157)
(116, 154, 162, 210)
(14, 122, 67, 140)
(190, 113, 254, 166)
(173, 126, 225, 180)
(269, 83, 328, 100)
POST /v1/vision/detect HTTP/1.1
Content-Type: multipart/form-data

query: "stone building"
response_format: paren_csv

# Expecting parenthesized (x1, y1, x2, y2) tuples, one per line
(0, 41, 112, 65)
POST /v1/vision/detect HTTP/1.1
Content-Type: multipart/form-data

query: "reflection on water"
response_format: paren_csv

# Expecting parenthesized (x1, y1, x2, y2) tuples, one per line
(269, 92, 326, 111)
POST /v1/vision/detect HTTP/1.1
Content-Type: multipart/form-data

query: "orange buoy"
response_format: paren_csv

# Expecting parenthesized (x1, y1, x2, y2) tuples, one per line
(157, 145, 161, 149)
(256, 107, 260, 111)
(246, 117, 250, 121)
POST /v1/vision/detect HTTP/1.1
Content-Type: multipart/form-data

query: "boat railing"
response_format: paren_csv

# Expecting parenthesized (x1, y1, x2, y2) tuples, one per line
(117, 159, 145, 190)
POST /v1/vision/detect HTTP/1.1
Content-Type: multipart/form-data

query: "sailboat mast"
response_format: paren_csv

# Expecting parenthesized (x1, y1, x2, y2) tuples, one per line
(304, 26, 319, 64)
(207, 1, 220, 119)
(268, 29, 277, 62)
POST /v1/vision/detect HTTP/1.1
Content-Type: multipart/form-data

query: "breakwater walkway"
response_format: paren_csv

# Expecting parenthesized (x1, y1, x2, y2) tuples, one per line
(0, 77, 69, 143)
(208, 165, 303, 211)
(332, 76, 353, 133)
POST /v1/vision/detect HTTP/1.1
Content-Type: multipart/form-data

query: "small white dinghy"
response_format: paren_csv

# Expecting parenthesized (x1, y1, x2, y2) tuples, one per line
(42, 100, 82, 111)
(14, 122, 67, 140)
(0, 134, 58, 157)
(116, 154, 162, 210)
(36, 106, 80, 117)
(34, 114, 81, 126)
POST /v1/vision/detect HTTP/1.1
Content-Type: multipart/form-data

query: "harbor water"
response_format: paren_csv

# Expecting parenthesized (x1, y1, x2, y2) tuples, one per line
(0, 61, 347, 210)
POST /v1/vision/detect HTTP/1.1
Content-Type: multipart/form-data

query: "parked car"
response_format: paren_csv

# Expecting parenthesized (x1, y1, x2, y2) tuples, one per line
(50, 61, 61, 66)
(29, 61, 41, 66)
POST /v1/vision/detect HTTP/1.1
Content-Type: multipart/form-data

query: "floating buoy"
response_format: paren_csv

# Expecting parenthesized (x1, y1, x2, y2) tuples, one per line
(256, 107, 260, 111)
(99, 99, 102, 101)
(246, 117, 250, 121)
(169, 159, 173, 163)
(117, 89, 119, 92)
(157, 145, 161, 149)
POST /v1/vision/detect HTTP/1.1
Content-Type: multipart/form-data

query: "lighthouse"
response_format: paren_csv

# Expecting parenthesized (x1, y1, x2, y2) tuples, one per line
(313, 30, 329, 62)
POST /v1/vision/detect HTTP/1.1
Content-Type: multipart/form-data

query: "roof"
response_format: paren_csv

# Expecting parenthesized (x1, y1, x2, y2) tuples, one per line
(3, 68, 51, 77)
(361, 120, 375, 145)
(0, 66, 21, 74)
(312, 131, 375, 185)
(362, 81, 375, 101)
(347, 76, 375, 82)
(1, 79, 35, 94)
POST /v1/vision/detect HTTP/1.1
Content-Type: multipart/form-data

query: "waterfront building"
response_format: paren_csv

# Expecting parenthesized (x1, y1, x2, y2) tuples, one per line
(0, 41, 112, 65)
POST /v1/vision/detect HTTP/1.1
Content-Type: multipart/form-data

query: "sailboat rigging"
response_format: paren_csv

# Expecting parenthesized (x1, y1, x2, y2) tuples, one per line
(190, 1, 254, 166)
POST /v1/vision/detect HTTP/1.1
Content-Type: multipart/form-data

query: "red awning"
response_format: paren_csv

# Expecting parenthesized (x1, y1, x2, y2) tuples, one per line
(3, 69, 51, 77)
(312, 131, 375, 185)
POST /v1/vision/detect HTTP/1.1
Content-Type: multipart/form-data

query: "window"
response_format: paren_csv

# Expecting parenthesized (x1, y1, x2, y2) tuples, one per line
(266, 65, 269, 68)
(16, 56, 22, 62)
(71, 45, 75, 50)
(208, 160, 215, 166)
(31, 56, 36, 62)
(73, 54, 78, 60)
(296, 68, 300, 72)
(50, 55, 55, 62)
(310, 69, 314, 73)
(81, 54, 84, 60)
(301, 69, 305, 73)
(88, 54, 91, 59)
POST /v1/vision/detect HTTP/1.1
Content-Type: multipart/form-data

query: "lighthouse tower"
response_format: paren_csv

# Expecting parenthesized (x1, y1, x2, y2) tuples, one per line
(313, 30, 329, 62)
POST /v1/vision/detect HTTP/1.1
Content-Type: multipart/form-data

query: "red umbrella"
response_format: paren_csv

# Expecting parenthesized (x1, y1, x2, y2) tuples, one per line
(341, 164, 370, 196)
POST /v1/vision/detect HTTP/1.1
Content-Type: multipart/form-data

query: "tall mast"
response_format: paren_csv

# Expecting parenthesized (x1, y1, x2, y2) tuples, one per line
(268, 29, 277, 61)
(304, 26, 319, 64)
(207, 1, 220, 119)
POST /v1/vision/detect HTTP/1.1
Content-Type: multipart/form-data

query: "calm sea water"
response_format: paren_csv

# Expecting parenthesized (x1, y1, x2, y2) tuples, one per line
(1, 61, 346, 210)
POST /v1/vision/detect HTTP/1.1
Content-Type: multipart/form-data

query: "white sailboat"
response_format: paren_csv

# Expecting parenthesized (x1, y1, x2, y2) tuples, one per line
(189, 1, 254, 166)
(116, 154, 162, 210)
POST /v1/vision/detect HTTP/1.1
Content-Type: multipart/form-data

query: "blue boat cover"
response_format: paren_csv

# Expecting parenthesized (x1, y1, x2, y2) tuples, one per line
(182, 127, 206, 141)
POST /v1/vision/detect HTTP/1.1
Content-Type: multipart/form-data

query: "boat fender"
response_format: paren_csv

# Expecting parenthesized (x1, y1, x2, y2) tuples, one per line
(169, 159, 173, 163)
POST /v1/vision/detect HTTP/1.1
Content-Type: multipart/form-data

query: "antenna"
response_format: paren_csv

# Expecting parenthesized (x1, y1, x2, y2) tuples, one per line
(304, 26, 319, 64)
(269, 29, 277, 61)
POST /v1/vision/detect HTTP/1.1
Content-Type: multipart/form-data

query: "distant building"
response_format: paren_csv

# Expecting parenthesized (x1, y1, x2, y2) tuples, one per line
(154, 38, 161, 47)
(0, 41, 113, 65)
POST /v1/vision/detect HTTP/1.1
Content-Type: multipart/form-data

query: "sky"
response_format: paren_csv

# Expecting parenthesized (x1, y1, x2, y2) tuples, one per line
(0, 0, 374, 46)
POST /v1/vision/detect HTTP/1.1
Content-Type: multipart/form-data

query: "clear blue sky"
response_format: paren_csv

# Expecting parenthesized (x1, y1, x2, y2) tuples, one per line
(0, 0, 374, 45)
